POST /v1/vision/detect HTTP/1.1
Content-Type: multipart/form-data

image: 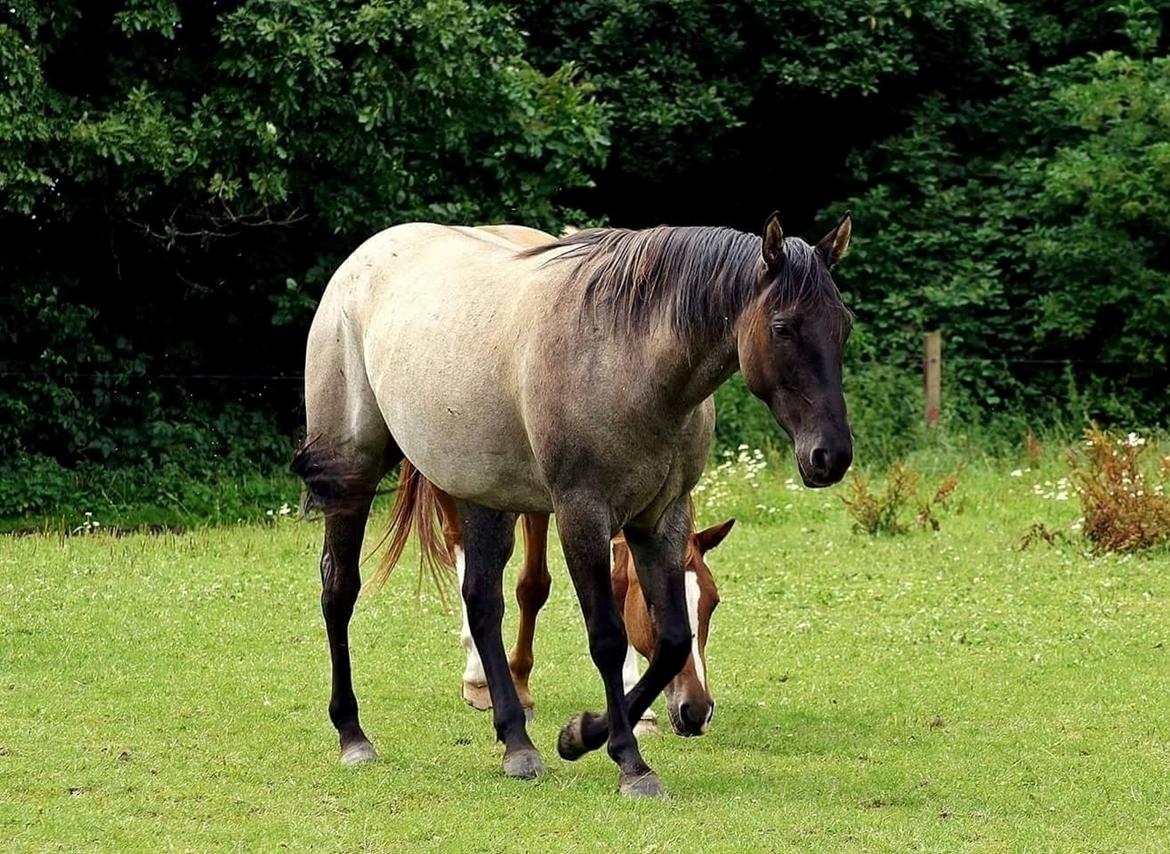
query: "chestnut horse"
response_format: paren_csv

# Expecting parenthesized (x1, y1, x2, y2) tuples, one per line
(294, 212, 853, 796)
(379, 460, 735, 737)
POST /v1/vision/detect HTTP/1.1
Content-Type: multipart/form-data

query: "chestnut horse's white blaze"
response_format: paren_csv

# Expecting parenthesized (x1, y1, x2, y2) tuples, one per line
(684, 571, 707, 690)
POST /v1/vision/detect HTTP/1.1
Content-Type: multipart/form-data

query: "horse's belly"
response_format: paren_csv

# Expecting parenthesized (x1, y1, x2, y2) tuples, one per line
(397, 419, 554, 514)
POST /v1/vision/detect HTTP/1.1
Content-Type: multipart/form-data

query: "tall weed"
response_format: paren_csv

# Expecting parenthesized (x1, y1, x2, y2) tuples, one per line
(1069, 428, 1170, 553)
(842, 463, 960, 535)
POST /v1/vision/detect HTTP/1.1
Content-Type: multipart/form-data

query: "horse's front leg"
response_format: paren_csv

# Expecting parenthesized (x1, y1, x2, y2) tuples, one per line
(457, 501, 544, 779)
(509, 513, 551, 717)
(554, 494, 663, 797)
(558, 496, 691, 772)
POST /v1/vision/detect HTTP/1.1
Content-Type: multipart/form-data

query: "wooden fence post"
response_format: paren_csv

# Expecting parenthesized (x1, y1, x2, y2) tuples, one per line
(924, 331, 942, 427)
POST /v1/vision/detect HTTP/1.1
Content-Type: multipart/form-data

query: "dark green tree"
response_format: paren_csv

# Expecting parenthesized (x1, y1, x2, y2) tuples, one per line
(0, 0, 606, 477)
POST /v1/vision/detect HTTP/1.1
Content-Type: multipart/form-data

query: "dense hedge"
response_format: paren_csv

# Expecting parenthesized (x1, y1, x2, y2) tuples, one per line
(1, 0, 605, 478)
(2, 1, 1168, 519)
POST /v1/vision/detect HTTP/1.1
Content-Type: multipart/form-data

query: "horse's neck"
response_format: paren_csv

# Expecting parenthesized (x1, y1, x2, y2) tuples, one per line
(643, 316, 740, 415)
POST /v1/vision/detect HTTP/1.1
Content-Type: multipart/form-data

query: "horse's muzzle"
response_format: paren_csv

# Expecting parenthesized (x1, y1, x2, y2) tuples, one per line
(797, 437, 852, 487)
(668, 698, 715, 737)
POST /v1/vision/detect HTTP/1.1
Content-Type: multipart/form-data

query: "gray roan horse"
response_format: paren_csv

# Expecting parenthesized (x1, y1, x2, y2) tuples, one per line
(293, 213, 854, 797)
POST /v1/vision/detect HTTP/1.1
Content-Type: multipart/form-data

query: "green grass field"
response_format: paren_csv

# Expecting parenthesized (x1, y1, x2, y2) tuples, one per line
(2, 456, 1168, 852)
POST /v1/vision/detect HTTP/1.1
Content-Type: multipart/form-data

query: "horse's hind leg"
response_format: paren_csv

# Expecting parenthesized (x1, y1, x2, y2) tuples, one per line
(456, 546, 493, 713)
(429, 493, 494, 712)
(318, 491, 383, 765)
(457, 500, 544, 779)
(457, 512, 550, 717)
(297, 331, 399, 765)
(293, 447, 393, 764)
(509, 513, 551, 717)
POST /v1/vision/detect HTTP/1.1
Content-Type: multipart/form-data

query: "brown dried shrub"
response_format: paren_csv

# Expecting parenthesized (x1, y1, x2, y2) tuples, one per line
(1018, 522, 1069, 550)
(1068, 427, 1170, 554)
(843, 463, 960, 536)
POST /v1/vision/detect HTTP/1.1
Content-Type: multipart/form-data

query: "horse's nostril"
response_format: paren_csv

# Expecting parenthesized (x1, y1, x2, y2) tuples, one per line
(680, 702, 709, 729)
(811, 447, 830, 473)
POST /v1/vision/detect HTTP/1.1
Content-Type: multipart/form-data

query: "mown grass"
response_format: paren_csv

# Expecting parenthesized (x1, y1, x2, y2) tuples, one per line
(1, 457, 1168, 852)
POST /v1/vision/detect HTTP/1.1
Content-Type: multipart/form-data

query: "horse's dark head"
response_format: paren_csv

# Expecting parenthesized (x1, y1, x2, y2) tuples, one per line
(737, 212, 854, 487)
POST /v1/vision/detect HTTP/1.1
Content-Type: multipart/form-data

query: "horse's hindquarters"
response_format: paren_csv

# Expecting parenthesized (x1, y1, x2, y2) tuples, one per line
(352, 225, 555, 512)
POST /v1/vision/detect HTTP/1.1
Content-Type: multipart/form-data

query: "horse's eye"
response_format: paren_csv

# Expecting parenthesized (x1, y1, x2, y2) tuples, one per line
(772, 320, 793, 339)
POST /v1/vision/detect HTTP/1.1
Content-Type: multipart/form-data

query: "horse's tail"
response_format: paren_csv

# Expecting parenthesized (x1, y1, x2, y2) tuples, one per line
(370, 460, 456, 601)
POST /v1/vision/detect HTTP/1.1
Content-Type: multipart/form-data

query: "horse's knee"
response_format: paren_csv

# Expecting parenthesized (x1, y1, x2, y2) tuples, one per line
(587, 611, 629, 670)
(516, 566, 551, 611)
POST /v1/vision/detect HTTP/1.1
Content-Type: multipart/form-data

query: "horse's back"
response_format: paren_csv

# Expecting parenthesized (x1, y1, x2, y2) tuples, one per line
(470, 224, 556, 250)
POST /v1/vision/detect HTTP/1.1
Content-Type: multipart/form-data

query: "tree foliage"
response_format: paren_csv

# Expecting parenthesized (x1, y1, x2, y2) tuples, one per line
(0, 0, 605, 473)
(2, 0, 1169, 517)
(836, 4, 1170, 424)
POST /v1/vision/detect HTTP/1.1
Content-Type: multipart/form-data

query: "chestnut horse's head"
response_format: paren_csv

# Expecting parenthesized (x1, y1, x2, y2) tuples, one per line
(738, 212, 854, 487)
(614, 518, 734, 737)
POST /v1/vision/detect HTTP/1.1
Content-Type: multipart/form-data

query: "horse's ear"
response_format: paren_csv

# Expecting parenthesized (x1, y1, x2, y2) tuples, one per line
(761, 212, 785, 272)
(816, 211, 852, 269)
(696, 518, 736, 553)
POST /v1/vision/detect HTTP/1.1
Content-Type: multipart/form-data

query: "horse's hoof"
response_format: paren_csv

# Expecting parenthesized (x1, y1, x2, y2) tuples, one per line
(502, 748, 545, 780)
(339, 741, 378, 766)
(557, 714, 588, 761)
(633, 718, 660, 738)
(619, 770, 666, 798)
(462, 681, 492, 711)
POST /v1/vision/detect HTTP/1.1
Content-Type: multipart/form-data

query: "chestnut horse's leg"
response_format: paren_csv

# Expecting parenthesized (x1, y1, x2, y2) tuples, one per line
(557, 495, 691, 796)
(612, 546, 659, 735)
(457, 500, 544, 779)
(623, 646, 659, 735)
(509, 513, 551, 716)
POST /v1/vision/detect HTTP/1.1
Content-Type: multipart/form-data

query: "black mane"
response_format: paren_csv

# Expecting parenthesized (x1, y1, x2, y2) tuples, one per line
(525, 226, 847, 338)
